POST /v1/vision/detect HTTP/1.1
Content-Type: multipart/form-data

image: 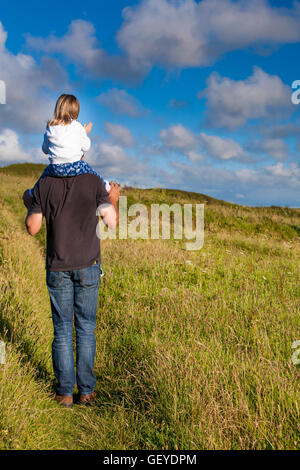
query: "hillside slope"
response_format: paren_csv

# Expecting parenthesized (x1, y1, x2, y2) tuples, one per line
(0, 165, 299, 450)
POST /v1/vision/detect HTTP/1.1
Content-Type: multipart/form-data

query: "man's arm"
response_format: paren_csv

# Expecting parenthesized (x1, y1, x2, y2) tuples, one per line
(23, 189, 33, 209)
(23, 189, 43, 236)
(100, 182, 120, 229)
(25, 210, 43, 236)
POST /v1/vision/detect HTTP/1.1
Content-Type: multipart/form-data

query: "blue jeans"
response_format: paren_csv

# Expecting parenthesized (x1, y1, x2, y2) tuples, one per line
(46, 263, 101, 396)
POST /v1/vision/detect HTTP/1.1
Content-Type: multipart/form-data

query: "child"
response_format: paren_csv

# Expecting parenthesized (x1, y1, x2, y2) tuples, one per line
(28, 93, 110, 197)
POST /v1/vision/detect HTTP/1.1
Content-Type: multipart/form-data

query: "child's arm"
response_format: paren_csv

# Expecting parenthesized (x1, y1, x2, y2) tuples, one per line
(83, 122, 92, 134)
(81, 122, 92, 153)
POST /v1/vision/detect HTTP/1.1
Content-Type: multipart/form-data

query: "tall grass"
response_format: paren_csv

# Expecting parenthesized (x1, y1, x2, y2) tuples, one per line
(0, 167, 299, 449)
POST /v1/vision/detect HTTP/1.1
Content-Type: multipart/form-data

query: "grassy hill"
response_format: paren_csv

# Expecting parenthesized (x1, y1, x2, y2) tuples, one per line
(0, 163, 47, 178)
(0, 163, 299, 450)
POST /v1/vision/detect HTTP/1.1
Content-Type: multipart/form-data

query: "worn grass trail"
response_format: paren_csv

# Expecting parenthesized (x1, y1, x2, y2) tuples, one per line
(0, 200, 79, 449)
(0, 171, 299, 449)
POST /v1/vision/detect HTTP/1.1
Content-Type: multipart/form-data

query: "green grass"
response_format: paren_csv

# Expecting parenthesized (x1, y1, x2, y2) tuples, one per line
(0, 164, 299, 450)
(0, 163, 47, 178)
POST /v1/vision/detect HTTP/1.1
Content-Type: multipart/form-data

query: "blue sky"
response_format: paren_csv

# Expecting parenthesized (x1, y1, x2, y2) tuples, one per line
(0, 0, 300, 206)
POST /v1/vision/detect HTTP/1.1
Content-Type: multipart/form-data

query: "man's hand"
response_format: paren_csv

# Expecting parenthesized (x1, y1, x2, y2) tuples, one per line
(99, 182, 120, 229)
(23, 189, 33, 209)
(108, 182, 120, 227)
(83, 122, 93, 134)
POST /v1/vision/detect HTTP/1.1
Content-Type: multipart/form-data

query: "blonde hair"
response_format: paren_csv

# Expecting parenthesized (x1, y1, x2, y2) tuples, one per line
(47, 94, 80, 127)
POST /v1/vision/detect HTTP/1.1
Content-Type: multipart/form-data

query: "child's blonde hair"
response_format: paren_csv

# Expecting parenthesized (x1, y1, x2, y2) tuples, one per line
(47, 94, 80, 127)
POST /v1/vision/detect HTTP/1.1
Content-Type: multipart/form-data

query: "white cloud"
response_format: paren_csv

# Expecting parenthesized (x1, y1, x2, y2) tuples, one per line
(159, 124, 199, 153)
(105, 122, 135, 147)
(246, 136, 289, 160)
(159, 125, 248, 162)
(117, 0, 300, 69)
(0, 128, 43, 162)
(0, 129, 28, 161)
(27, 20, 98, 65)
(235, 162, 300, 189)
(261, 138, 288, 160)
(85, 140, 147, 181)
(262, 122, 300, 139)
(186, 150, 204, 162)
(27, 19, 147, 84)
(160, 160, 300, 206)
(168, 99, 189, 109)
(266, 161, 300, 183)
(0, 21, 68, 134)
(200, 133, 246, 160)
(200, 67, 292, 129)
(234, 167, 260, 184)
(88, 141, 128, 170)
(97, 89, 147, 117)
(25, 2, 300, 81)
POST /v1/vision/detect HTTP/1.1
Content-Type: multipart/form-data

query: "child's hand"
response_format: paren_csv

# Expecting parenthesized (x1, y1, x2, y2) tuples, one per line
(23, 189, 33, 209)
(83, 122, 93, 134)
(109, 182, 120, 204)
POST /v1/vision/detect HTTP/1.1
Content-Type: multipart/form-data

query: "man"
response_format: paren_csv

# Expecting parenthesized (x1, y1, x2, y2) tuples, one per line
(23, 174, 120, 407)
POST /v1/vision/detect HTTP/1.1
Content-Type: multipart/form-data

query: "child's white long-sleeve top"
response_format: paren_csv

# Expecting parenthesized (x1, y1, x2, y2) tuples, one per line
(42, 120, 91, 164)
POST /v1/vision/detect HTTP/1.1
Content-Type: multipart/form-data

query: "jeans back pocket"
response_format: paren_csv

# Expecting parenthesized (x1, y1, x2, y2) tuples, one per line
(79, 264, 101, 288)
